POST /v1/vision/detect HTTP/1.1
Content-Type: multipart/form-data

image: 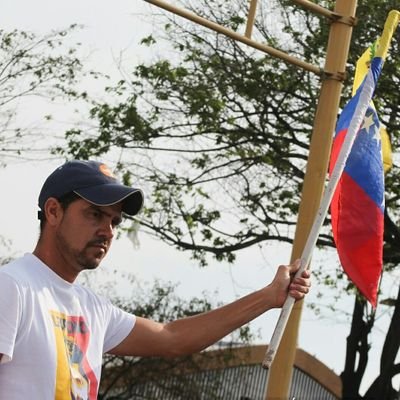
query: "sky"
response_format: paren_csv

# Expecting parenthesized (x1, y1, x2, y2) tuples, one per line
(0, 0, 392, 394)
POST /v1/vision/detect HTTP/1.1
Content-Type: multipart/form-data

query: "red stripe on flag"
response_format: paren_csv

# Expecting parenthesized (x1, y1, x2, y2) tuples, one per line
(331, 172, 383, 306)
(329, 129, 347, 173)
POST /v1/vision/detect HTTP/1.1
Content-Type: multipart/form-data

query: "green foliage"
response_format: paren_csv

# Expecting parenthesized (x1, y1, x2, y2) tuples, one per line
(56, 2, 399, 266)
(59, 1, 399, 272)
(59, 3, 317, 265)
(0, 25, 98, 163)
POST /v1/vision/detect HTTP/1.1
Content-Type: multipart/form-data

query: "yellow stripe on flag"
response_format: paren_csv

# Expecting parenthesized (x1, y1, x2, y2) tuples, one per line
(352, 42, 377, 96)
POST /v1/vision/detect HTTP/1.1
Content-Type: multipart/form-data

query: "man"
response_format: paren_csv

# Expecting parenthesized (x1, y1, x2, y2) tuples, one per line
(0, 160, 311, 399)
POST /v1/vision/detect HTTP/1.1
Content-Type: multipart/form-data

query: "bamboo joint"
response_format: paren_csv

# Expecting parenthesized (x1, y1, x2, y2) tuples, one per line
(330, 13, 358, 27)
(321, 70, 348, 82)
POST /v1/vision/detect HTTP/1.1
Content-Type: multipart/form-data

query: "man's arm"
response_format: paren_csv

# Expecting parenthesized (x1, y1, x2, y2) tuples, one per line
(109, 260, 310, 358)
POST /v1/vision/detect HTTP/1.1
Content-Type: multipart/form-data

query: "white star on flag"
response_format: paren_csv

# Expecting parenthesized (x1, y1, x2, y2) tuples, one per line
(361, 113, 375, 133)
(372, 123, 382, 145)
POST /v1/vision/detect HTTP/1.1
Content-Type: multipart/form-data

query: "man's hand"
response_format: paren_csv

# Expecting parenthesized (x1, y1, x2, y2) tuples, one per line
(267, 259, 311, 308)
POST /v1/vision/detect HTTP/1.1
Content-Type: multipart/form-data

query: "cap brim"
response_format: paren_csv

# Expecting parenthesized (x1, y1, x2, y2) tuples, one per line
(75, 184, 144, 216)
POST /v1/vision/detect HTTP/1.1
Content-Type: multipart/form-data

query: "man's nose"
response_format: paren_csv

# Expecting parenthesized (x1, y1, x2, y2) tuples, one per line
(98, 220, 115, 239)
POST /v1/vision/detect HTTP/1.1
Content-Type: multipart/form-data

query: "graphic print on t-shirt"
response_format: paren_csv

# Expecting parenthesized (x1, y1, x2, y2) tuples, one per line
(50, 311, 98, 400)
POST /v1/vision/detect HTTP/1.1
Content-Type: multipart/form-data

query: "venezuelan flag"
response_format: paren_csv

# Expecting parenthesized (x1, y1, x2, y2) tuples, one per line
(329, 10, 399, 307)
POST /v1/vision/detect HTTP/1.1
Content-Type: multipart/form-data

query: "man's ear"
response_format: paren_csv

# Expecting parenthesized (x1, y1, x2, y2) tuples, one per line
(44, 197, 63, 226)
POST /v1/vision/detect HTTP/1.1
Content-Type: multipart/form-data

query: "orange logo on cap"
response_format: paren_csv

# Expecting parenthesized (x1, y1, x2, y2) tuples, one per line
(99, 164, 115, 178)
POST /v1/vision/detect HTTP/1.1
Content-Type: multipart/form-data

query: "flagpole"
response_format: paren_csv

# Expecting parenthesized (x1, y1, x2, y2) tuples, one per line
(263, 0, 358, 398)
(264, 7, 399, 399)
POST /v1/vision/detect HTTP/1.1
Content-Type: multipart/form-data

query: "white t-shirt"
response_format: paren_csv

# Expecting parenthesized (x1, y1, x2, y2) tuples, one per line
(0, 253, 136, 400)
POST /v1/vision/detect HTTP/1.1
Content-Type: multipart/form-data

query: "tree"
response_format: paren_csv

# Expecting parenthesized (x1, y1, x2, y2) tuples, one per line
(0, 25, 105, 255)
(0, 24, 96, 164)
(59, 0, 400, 398)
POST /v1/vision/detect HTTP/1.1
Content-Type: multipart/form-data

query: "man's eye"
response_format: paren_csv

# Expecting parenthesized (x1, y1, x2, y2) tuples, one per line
(90, 210, 102, 218)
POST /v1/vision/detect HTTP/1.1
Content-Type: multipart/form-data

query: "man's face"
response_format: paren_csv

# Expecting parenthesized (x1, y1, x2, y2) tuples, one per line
(54, 199, 123, 273)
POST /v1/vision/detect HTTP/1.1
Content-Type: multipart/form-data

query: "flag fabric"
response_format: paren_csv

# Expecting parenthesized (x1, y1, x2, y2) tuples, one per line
(352, 40, 378, 95)
(329, 10, 399, 307)
(352, 41, 393, 174)
(329, 53, 385, 307)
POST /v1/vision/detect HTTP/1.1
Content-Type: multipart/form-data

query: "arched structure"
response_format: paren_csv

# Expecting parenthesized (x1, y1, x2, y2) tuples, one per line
(101, 345, 341, 399)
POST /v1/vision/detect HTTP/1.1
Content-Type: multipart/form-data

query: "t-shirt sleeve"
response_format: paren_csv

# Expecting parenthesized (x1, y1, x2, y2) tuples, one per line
(102, 302, 136, 353)
(0, 273, 22, 363)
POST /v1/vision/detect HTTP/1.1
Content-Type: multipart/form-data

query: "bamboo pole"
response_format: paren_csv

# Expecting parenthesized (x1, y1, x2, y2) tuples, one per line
(263, 0, 358, 398)
(292, 0, 353, 22)
(144, 0, 321, 75)
(245, 0, 258, 38)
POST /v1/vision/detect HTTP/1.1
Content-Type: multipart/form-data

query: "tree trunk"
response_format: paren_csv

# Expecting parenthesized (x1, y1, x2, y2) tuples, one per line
(363, 285, 400, 400)
(341, 296, 371, 399)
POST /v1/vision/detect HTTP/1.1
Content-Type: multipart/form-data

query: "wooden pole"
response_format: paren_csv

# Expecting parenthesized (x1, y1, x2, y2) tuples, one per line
(144, 0, 321, 75)
(292, 0, 353, 22)
(264, 0, 358, 398)
(245, 0, 258, 38)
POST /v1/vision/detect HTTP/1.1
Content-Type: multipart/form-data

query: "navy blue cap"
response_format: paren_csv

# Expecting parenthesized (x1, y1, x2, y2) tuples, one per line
(38, 160, 144, 216)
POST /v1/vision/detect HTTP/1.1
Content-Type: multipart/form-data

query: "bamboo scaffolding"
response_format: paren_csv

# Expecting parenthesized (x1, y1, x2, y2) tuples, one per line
(245, 0, 258, 38)
(292, 0, 355, 23)
(144, 0, 321, 75)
